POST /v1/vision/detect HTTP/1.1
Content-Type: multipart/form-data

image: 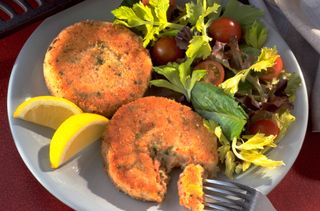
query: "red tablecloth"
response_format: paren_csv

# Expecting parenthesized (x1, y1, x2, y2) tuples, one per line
(1, 21, 320, 211)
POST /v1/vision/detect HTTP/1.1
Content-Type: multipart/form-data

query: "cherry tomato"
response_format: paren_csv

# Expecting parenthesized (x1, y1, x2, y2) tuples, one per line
(208, 17, 242, 43)
(194, 60, 225, 86)
(151, 36, 184, 65)
(248, 119, 280, 136)
(260, 56, 284, 81)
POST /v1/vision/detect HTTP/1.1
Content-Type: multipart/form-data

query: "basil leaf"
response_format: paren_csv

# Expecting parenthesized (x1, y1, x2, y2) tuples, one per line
(191, 82, 248, 140)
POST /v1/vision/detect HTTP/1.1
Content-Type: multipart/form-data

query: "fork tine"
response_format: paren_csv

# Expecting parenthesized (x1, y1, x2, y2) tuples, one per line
(205, 192, 245, 207)
(205, 201, 243, 211)
(204, 185, 248, 199)
(205, 194, 244, 210)
(205, 203, 232, 211)
(205, 178, 255, 193)
(204, 179, 254, 200)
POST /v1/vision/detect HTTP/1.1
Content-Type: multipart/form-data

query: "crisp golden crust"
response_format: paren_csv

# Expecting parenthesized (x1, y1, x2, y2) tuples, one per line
(43, 20, 152, 117)
(178, 164, 205, 211)
(102, 96, 218, 202)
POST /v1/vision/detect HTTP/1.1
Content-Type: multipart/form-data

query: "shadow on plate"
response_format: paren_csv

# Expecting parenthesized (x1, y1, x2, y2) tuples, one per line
(38, 144, 53, 172)
(77, 142, 156, 211)
(234, 165, 273, 190)
(14, 119, 54, 140)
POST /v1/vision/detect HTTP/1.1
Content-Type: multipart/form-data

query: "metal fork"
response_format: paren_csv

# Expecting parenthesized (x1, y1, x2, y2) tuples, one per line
(203, 179, 276, 211)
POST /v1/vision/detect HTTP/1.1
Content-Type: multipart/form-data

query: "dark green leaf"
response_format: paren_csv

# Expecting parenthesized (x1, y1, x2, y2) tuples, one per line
(222, 0, 264, 28)
(191, 82, 248, 140)
(121, 0, 140, 7)
(285, 72, 301, 102)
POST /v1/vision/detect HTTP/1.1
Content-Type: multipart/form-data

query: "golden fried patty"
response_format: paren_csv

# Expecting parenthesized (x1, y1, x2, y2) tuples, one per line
(43, 20, 152, 117)
(178, 164, 205, 211)
(102, 96, 218, 202)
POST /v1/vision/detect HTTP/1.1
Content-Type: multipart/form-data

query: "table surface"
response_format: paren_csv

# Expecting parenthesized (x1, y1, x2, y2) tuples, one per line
(1, 19, 320, 211)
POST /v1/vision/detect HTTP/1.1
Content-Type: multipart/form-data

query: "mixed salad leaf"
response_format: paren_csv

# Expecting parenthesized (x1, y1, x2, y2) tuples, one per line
(113, 0, 301, 178)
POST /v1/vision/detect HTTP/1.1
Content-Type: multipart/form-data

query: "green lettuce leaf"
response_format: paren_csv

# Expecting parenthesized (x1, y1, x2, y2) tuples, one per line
(250, 47, 279, 72)
(285, 72, 301, 102)
(218, 144, 230, 163)
(186, 35, 212, 60)
(150, 60, 207, 101)
(219, 69, 250, 95)
(219, 47, 279, 96)
(191, 82, 248, 140)
(182, 0, 220, 60)
(245, 21, 268, 49)
(275, 110, 296, 141)
(222, 0, 264, 28)
(225, 151, 236, 178)
(112, 0, 183, 47)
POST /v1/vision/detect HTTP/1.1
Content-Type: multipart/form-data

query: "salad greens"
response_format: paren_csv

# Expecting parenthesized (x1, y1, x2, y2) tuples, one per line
(113, 0, 301, 178)
(191, 82, 247, 140)
(150, 60, 207, 101)
(112, 0, 184, 47)
(222, 0, 264, 28)
(245, 20, 268, 49)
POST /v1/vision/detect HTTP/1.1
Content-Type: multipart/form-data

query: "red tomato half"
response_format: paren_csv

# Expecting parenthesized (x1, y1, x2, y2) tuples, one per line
(248, 119, 280, 136)
(260, 56, 284, 81)
(208, 17, 242, 43)
(194, 60, 225, 86)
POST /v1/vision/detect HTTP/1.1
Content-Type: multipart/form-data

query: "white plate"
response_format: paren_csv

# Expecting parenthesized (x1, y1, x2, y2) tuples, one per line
(7, 0, 308, 210)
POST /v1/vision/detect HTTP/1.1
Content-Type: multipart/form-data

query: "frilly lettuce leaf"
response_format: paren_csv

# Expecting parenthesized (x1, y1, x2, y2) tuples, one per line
(219, 69, 250, 95)
(245, 20, 268, 49)
(237, 133, 277, 150)
(232, 137, 284, 168)
(275, 110, 296, 141)
(150, 60, 207, 101)
(112, 0, 183, 47)
(182, 0, 220, 60)
(285, 72, 301, 102)
(225, 151, 236, 178)
(250, 47, 279, 72)
(219, 47, 279, 95)
(186, 35, 212, 60)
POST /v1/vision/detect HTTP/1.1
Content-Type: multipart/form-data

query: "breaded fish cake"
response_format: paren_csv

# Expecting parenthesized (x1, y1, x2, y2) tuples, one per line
(43, 20, 152, 117)
(178, 164, 205, 211)
(102, 96, 218, 202)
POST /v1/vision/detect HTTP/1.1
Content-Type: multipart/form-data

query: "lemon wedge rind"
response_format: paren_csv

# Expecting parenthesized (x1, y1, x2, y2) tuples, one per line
(13, 96, 83, 129)
(49, 113, 109, 169)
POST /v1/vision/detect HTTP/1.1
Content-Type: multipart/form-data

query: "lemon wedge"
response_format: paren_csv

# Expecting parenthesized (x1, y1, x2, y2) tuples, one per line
(49, 113, 109, 169)
(13, 96, 82, 129)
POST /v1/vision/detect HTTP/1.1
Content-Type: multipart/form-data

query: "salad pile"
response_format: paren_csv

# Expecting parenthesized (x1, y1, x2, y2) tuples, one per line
(112, 0, 301, 177)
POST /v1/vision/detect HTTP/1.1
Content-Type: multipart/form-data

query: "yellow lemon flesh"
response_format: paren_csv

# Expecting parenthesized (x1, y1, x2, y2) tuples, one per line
(13, 96, 82, 129)
(49, 113, 109, 169)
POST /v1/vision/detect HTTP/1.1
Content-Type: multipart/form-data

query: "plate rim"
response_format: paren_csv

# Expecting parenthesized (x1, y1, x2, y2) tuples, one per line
(6, 0, 309, 210)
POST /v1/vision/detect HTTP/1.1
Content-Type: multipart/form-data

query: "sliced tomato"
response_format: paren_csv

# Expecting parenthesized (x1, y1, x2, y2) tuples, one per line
(248, 119, 280, 136)
(260, 56, 284, 81)
(208, 17, 242, 43)
(194, 60, 225, 86)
